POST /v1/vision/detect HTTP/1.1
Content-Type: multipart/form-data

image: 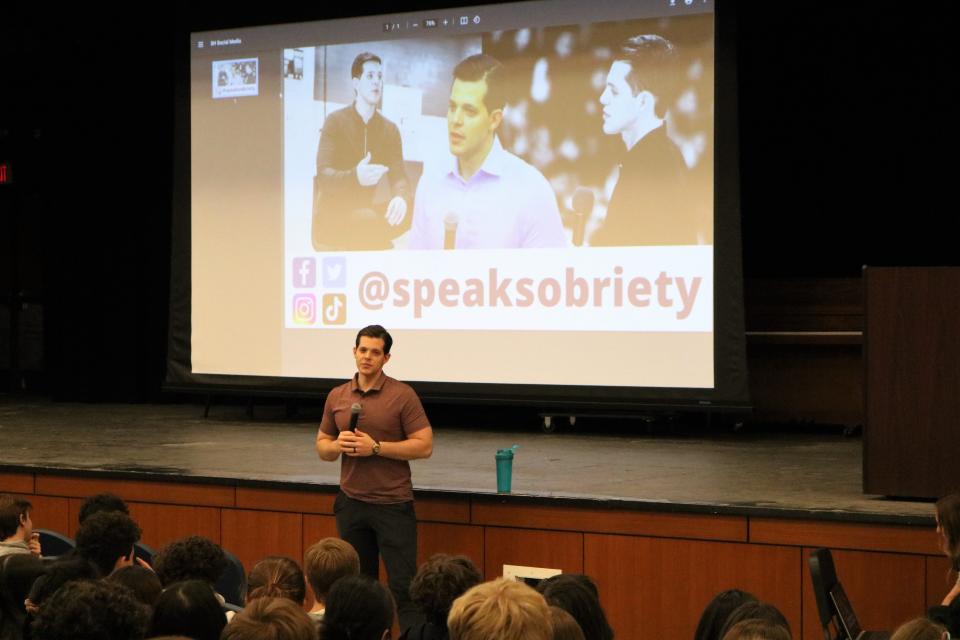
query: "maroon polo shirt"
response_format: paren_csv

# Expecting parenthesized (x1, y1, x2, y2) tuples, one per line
(319, 372, 430, 504)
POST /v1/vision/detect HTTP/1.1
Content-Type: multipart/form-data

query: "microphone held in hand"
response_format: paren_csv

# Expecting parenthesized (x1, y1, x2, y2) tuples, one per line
(349, 403, 362, 431)
(443, 212, 459, 250)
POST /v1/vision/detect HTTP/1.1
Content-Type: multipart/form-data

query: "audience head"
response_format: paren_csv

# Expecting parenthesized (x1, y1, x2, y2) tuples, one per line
(0, 494, 32, 541)
(936, 494, 960, 570)
(448, 578, 552, 640)
(149, 579, 227, 640)
(30, 579, 150, 640)
(108, 564, 163, 607)
(891, 618, 949, 640)
(222, 596, 318, 640)
(154, 536, 227, 587)
(719, 601, 791, 640)
(246, 555, 307, 605)
(74, 510, 141, 577)
(695, 589, 760, 640)
(77, 492, 129, 525)
(537, 574, 613, 640)
(321, 575, 394, 640)
(304, 537, 360, 603)
(550, 605, 587, 640)
(721, 618, 791, 640)
(409, 553, 482, 626)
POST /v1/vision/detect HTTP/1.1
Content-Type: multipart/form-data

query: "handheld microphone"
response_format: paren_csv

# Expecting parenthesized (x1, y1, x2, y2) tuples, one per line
(349, 403, 362, 431)
(443, 212, 459, 250)
(571, 187, 594, 247)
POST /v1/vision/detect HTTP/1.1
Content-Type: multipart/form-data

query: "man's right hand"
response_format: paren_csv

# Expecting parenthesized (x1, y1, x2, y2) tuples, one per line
(356, 152, 389, 187)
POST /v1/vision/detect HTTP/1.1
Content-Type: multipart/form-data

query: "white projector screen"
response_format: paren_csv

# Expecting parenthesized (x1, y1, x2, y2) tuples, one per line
(171, 0, 745, 407)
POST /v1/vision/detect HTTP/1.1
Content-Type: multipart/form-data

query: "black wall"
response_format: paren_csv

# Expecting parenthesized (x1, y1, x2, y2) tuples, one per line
(0, 1, 954, 401)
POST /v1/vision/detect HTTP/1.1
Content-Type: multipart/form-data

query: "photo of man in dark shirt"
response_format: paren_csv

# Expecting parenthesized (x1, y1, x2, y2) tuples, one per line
(312, 53, 410, 251)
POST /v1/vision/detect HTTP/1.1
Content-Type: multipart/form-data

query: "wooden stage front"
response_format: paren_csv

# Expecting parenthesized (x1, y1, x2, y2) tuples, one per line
(0, 400, 945, 640)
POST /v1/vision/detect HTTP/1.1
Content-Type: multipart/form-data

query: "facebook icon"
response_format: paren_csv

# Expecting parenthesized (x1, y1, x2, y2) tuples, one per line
(292, 257, 316, 288)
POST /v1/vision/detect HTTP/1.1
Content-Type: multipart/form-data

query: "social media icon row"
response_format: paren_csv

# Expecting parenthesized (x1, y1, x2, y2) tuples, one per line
(293, 293, 347, 325)
(293, 257, 346, 288)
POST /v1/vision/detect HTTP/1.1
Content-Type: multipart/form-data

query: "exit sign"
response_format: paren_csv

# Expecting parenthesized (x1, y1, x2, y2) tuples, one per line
(0, 162, 10, 184)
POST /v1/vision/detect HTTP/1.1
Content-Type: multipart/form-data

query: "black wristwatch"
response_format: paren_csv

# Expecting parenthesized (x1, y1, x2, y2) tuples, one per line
(372, 440, 381, 456)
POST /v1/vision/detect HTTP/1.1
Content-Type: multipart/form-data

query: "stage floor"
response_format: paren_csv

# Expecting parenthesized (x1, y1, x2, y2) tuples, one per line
(0, 399, 934, 525)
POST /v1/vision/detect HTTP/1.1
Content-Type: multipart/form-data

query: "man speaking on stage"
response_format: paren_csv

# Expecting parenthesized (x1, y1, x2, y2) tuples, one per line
(315, 324, 433, 632)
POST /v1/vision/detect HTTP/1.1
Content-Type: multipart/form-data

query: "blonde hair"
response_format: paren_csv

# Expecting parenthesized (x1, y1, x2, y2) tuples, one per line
(448, 579, 552, 640)
(891, 618, 948, 640)
(303, 538, 360, 601)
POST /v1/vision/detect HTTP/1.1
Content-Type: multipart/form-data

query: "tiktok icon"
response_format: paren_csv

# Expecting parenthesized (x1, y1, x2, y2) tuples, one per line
(322, 294, 347, 325)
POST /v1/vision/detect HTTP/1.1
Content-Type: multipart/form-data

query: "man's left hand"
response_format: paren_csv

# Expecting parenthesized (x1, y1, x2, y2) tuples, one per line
(345, 428, 376, 457)
(385, 196, 407, 227)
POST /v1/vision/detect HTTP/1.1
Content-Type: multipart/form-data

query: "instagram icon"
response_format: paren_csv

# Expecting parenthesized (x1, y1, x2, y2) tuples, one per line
(292, 294, 317, 325)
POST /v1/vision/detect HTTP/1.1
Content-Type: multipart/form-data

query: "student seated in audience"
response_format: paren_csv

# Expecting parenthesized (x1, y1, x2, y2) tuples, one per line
(77, 492, 130, 525)
(550, 605, 587, 640)
(0, 495, 41, 559)
(695, 589, 759, 640)
(154, 535, 229, 603)
(222, 597, 318, 640)
(149, 579, 227, 640)
(0, 553, 45, 640)
(448, 578, 553, 640)
(303, 537, 361, 624)
(320, 575, 395, 640)
(537, 574, 614, 640)
(718, 602, 791, 640)
(245, 555, 307, 605)
(936, 493, 960, 605)
(720, 618, 791, 640)
(24, 555, 99, 626)
(30, 579, 150, 640)
(891, 617, 950, 640)
(108, 564, 163, 607)
(401, 554, 482, 640)
(74, 510, 142, 577)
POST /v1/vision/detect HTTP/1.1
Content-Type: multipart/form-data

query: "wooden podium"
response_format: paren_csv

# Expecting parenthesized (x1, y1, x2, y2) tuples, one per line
(863, 267, 960, 498)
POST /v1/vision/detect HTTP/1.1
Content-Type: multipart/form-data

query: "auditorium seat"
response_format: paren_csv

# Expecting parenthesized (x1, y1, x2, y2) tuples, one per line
(215, 547, 247, 606)
(35, 528, 75, 558)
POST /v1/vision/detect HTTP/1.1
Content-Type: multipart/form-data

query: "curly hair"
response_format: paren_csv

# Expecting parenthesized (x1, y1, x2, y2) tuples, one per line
(78, 493, 129, 525)
(30, 579, 150, 640)
(74, 510, 142, 577)
(409, 554, 482, 626)
(246, 556, 306, 605)
(154, 536, 227, 586)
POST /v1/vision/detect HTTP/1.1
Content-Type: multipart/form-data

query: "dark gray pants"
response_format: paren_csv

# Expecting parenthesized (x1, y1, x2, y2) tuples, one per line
(334, 491, 420, 632)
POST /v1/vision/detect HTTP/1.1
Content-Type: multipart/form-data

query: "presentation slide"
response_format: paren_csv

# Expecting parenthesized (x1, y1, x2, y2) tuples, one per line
(186, 0, 722, 397)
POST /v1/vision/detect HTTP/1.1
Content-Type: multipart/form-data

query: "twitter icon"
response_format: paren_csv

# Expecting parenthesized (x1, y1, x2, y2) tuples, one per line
(322, 256, 347, 288)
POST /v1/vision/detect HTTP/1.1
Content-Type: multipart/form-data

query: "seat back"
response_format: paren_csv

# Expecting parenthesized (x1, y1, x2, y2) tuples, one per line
(808, 547, 842, 640)
(215, 547, 246, 606)
(35, 528, 76, 558)
(134, 541, 156, 567)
